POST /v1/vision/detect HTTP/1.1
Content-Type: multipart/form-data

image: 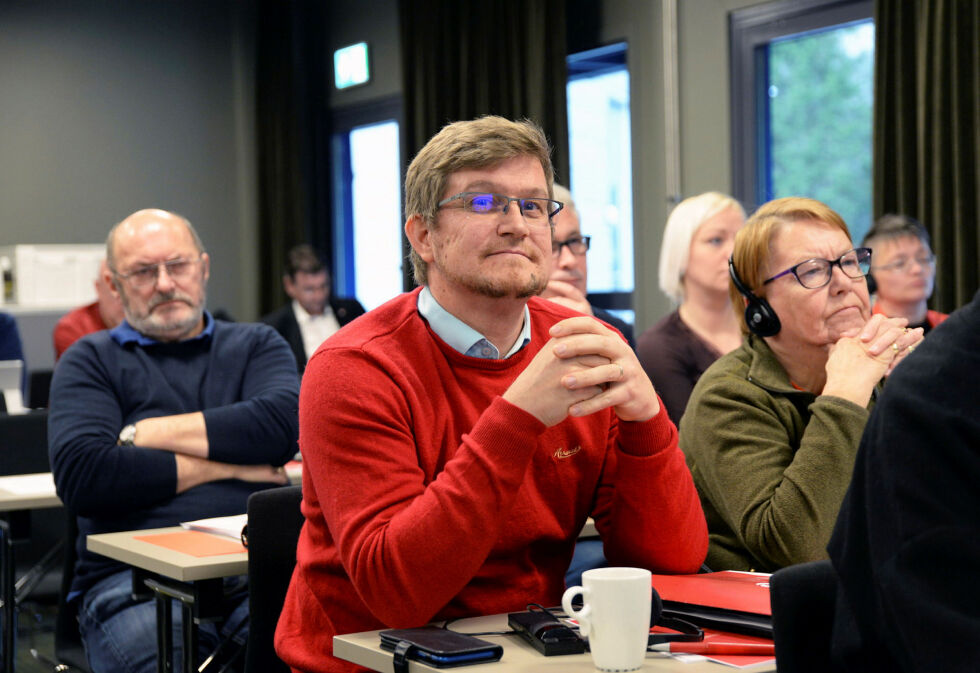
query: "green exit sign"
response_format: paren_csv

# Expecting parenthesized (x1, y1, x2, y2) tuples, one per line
(334, 42, 370, 89)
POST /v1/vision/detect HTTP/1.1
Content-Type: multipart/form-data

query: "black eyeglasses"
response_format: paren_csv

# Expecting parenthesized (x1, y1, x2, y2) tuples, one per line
(111, 256, 203, 289)
(552, 236, 591, 257)
(437, 192, 563, 223)
(763, 247, 872, 289)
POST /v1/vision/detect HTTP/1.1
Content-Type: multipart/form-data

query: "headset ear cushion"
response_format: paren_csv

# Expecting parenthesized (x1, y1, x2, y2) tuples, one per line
(649, 586, 664, 626)
(745, 297, 781, 337)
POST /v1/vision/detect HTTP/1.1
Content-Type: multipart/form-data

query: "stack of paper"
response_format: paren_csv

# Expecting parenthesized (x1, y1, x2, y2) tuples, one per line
(180, 513, 247, 541)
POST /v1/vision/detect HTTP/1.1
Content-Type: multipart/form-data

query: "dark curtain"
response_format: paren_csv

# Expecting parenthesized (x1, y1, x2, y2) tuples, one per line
(873, 0, 980, 311)
(399, 0, 570, 187)
(255, 0, 331, 316)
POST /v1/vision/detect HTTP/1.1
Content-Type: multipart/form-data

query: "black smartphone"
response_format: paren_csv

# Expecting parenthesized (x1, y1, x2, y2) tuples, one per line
(379, 626, 503, 668)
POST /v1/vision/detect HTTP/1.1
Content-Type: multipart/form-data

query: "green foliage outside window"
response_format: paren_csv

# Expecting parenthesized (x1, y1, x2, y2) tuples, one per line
(767, 21, 874, 243)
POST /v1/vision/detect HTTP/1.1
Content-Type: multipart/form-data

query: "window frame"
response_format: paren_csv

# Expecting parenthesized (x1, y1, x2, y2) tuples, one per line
(329, 94, 407, 298)
(566, 41, 634, 316)
(730, 0, 873, 211)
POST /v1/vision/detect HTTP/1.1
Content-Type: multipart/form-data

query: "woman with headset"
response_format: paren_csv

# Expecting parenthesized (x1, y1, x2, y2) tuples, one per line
(679, 197, 924, 572)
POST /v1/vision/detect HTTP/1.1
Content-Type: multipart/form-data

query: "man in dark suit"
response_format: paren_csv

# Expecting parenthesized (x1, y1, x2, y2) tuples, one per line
(541, 184, 635, 349)
(261, 245, 365, 373)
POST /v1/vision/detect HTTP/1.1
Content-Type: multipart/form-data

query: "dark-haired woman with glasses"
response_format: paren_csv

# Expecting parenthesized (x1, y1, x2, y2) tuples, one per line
(679, 197, 924, 572)
(862, 214, 948, 334)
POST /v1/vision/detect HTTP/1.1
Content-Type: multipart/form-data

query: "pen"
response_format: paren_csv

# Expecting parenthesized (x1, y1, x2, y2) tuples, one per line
(649, 642, 775, 655)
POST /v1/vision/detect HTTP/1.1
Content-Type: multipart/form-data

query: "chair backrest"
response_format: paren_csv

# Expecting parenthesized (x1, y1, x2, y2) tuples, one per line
(243, 485, 304, 673)
(28, 368, 53, 409)
(0, 409, 49, 475)
(770, 560, 842, 673)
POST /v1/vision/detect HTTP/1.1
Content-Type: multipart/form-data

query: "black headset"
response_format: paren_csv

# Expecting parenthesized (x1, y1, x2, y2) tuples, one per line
(728, 256, 781, 337)
(648, 587, 704, 646)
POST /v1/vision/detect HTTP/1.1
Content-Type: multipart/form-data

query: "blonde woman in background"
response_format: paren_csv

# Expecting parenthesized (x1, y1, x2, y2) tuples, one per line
(636, 192, 745, 425)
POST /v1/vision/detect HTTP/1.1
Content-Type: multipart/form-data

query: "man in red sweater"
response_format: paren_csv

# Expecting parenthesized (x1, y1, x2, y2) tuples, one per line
(53, 260, 125, 360)
(275, 116, 708, 673)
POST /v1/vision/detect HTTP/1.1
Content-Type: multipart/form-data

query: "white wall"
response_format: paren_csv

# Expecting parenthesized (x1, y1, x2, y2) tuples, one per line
(0, 0, 257, 326)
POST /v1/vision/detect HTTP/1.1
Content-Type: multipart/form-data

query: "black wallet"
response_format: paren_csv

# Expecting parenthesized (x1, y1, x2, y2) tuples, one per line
(379, 627, 503, 671)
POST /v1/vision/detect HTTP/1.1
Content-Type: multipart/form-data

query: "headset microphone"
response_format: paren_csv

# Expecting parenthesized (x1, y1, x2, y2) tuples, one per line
(728, 257, 781, 337)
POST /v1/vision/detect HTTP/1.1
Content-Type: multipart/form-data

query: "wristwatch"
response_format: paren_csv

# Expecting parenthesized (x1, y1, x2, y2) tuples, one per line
(118, 424, 137, 447)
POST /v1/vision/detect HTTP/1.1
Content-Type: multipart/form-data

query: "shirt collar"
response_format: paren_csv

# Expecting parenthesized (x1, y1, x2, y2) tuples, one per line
(417, 286, 530, 359)
(110, 311, 214, 347)
(292, 299, 333, 323)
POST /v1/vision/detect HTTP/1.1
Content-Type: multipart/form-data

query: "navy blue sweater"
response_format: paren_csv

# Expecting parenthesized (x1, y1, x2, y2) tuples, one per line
(48, 316, 299, 596)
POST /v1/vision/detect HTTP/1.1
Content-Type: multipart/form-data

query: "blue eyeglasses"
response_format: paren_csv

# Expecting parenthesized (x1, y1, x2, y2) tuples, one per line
(763, 247, 872, 289)
(437, 192, 563, 223)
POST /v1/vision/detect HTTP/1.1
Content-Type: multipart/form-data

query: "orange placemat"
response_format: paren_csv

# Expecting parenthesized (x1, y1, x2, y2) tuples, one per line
(134, 530, 246, 557)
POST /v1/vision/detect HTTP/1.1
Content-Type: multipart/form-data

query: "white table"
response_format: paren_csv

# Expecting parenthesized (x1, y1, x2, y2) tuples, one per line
(88, 526, 248, 673)
(334, 614, 776, 673)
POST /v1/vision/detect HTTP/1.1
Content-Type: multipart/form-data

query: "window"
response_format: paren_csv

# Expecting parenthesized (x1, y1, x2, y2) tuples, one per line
(330, 97, 404, 310)
(567, 43, 634, 319)
(731, 0, 874, 241)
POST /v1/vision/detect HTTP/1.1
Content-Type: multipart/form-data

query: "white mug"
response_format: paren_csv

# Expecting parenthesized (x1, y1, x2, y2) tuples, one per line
(562, 567, 651, 672)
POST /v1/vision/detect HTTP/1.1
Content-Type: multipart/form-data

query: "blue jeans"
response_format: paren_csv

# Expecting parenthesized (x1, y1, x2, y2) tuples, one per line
(565, 539, 608, 588)
(78, 570, 249, 673)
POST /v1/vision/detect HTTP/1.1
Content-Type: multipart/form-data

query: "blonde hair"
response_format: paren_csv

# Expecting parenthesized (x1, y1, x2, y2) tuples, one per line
(404, 116, 555, 285)
(729, 196, 851, 334)
(658, 192, 745, 304)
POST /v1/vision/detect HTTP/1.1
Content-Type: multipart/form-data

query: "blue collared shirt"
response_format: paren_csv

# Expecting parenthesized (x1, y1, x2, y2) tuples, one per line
(417, 287, 530, 359)
(110, 311, 215, 347)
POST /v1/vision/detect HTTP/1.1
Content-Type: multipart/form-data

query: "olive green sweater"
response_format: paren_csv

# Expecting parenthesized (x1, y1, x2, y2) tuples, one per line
(679, 334, 871, 572)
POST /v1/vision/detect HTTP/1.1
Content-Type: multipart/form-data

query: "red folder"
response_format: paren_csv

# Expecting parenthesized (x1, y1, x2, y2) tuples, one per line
(651, 571, 772, 637)
(652, 570, 771, 615)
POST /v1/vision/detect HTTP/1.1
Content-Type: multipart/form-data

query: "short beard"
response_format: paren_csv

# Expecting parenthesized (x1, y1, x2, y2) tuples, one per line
(120, 287, 207, 341)
(452, 271, 547, 300)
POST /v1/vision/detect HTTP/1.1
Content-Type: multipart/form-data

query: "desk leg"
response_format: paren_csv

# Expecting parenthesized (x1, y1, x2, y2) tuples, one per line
(139, 572, 224, 673)
(0, 518, 14, 673)
(155, 592, 174, 673)
(181, 601, 196, 673)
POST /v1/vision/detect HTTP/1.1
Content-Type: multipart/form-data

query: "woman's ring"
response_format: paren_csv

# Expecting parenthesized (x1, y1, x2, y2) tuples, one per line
(891, 343, 900, 353)
(907, 344, 916, 353)
(616, 363, 624, 380)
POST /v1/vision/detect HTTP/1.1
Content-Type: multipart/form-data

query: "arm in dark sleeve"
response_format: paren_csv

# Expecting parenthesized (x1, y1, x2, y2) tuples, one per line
(203, 325, 299, 466)
(830, 300, 980, 672)
(48, 339, 178, 517)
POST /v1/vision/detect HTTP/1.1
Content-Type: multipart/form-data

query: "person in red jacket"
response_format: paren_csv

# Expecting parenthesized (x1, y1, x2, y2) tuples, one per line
(862, 214, 948, 334)
(275, 116, 708, 673)
(53, 260, 125, 360)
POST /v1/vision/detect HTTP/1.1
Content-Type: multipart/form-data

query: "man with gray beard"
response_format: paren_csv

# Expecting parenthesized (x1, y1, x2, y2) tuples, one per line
(49, 208, 299, 673)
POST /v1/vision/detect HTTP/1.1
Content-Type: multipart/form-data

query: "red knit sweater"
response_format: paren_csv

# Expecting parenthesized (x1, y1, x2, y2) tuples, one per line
(275, 289, 707, 673)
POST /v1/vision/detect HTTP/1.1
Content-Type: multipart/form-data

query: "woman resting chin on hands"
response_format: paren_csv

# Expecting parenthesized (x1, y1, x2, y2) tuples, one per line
(679, 197, 923, 573)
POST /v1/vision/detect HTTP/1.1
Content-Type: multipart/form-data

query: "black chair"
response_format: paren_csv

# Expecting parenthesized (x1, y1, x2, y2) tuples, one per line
(243, 485, 304, 673)
(28, 369, 53, 409)
(770, 560, 842, 673)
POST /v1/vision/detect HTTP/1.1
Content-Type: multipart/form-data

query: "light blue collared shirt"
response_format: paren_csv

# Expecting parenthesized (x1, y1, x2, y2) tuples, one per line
(418, 287, 530, 359)
(110, 311, 215, 347)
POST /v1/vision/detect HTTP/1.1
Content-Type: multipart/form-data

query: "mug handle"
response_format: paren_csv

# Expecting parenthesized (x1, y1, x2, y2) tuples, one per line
(561, 585, 592, 637)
